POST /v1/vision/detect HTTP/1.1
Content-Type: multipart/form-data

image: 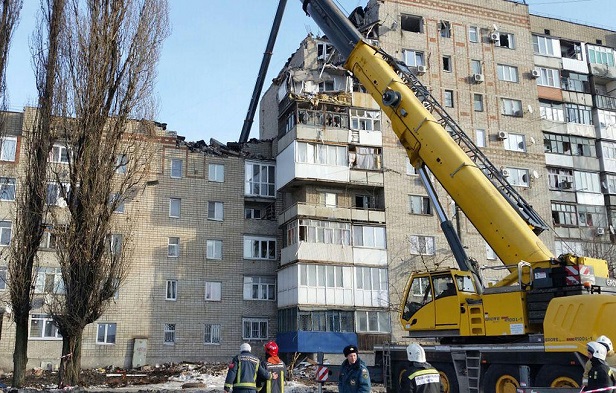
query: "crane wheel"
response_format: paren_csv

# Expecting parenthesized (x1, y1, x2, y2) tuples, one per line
(534, 365, 581, 388)
(482, 365, 520, 393)
(433, 363, 459, 393)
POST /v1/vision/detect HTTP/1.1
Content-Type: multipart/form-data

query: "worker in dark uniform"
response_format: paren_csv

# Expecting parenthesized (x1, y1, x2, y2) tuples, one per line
(400, 343, 442, 393)
(258, 341, 285, 393)
(224, 343, 275, 393)
(584, 341, 616, 392)
(338, 344, 371, 393)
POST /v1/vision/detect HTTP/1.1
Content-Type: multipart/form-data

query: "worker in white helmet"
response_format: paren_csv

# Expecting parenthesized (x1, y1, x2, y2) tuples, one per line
(399, 343, 442, 393)
(583, 341, 616, 391)
(583, 335, 616, 387)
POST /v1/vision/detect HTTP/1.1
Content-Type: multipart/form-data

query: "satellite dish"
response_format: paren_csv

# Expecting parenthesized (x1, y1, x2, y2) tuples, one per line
(532, 170, 540, 179)
(529, 136, 536, 144)
(527, 105, 534, 114)
(493, 24, 499, 31)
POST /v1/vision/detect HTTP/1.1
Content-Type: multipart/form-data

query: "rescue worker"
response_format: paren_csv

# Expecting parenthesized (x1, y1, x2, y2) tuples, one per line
(583, 335, 616, 387)
(583, 341, 616, 392)
(258, 341, 285, 393)
(400, 343, 442, 393)
(338, 344, 371, 393)
(224, 343, 276, 393)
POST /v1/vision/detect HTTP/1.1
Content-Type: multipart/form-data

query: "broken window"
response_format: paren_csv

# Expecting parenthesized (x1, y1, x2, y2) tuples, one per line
(403, 49, 425, 67)
(560, 40, 582, 60)
(444, 90, 454, 108)
(442, 56, 452, 72)
(495, 32, 515, 49)
(349, 146, 382, 170)
(319, 80, 335, 92)
(439, 21, 451, 38)
(350, 109, 381, 131)
(401, 14, 423, 33)
(317, 42, 334, 62)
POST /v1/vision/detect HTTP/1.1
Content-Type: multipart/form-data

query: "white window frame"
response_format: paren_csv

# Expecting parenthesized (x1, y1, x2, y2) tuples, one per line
(402, 49, 425, 67)
(320, 192, 337, 207)
(444, 90, 454, 107)
(169, 198, 181, 218)
(536, 67, 560, 88)
(245, 162, 276, 197)
(46, 182, 69, 207)
(504, 133, 526, 152)
(471, 59, 482, 75)
(96, 323, 117, 345)
(109, 234, 122, 256)
(473, 94, 484, 112)
(168, 237, 179, 258)
(243, 276, 276, 301)
(504, 167, 530, 187)
(208, 164, 224, 182)
(532, 35, 556, 56)
(409, 195, 431, 215)
(50, 144, 70, 164)
(29, 314, 61, 339)
(205, 281, 222, 301)
(352, 225, 386, 249)
(242, 318, 268, 340)
(296, 142, 347, 166)
(204, 324, 221, 344)
(495, 32, 515, 49)
(588, 45, 615, 66)
(208, 201, 224, 221)
(170, 159, 183, 179)
(164, 323, 176, 344)
(0, 137, 16, 162)
(350, 109, 381, 131)
(468, 26, 479, 43)
(410, 235, 435, 255)
(0, 177, 16, 201)
(34, 267, 63, 294)
(497, 64, 519, 82)
(501, 98, 523, 117)
(166, 280, 177, 301)
(116, 154, 128, 174)
(475, 129, 486, 148)
(0, 221, 12, 246)
(356, 310, 391, 333)
(206, 239, 223, 260)
(574, 171, 601, 193)
(243, 236, 276, 260)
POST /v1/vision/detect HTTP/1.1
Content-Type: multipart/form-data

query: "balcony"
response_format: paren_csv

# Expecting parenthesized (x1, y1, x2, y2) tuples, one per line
(590, 64, 616, 80)
(278, 202, 386, 226)
(595, 95, 616, 111)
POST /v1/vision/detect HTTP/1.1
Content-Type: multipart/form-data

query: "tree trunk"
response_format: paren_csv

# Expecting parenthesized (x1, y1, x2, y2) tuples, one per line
(58, 330, 83, 387)
(11, 312, 29, 387)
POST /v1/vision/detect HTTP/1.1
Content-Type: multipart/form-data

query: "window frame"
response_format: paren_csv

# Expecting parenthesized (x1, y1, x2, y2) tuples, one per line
(168, 237, 180, 258)
(96, 322, 117, 345)
(169, 198, 181, 218)
(206, 239, 223, 260)
(170, 158, 183, 179)
(243, 276, 276, 301)
(208, 163, 225, 182)
(497, 64, 519, 83)
(205, 281, 222, 301)
(242, 318, 268, 340)
(166, 280, 177, 301)
(204, 324, 221, 344)
(0, 137, 17, 162)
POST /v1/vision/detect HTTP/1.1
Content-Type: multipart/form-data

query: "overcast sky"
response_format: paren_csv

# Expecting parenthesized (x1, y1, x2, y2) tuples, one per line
(5, 0, 616, 144)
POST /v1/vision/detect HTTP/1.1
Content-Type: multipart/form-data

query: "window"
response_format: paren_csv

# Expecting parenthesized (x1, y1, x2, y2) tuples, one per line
(350, 109, 381, 131)
(319, 80, 335, 92)
(205, 281, 222, 301)
(599, 110, 616, 130)
(504, 133, 526, 152)
(353, 226, 386, 248)
(109, 234, 122, 256)
(442, 56, 452, 72)
(245, 162, 275, 197)
(50, 144, 70, 164)
(547, 167, 574, 190)
(300, 264, 345, 289)
(317, 42, 334, 62)
(409, 195, 431, 215)
(297, 142, 347, 167)
(208, 201, 224, 221)
(574, 171, 601, 193)
(355, 194, 375, 209)
(401, 14, 423, 33)
(495, 32, 515, 49)
(164, 323, 176, 344)
(116, 154, 128, 174)
(501, 98, 522, 117)
(46, 182, 69, 207)
(319, 192, 337, 207)
(544, 133, 595, 157)
(471, 60, 482, 75)
(208, 164, 224, 182)
(204, 324, 221, 344)
(565, 103, 592, 125)
(243, 318, 268, 340)
(35, 267, 64, 294)
(444, 90, 454, 108)
(356, 311, 390, 333)
(169, 198, 181, 218)
(40, 225, 58, 249)
(439, 21, 451, 38)
(96, 323, 116, 344)
(475, 129, 486, 147)
(0, 137, 16, 161)
(561, 71, 589, 93)
(166, 280, 177, 301)
(473, 94, 484, 112)
(0, 177, 15, 201)
(29, 314, 61, 339)
(504, 167, 530, 187)
(168, 237, 179, 258)
(578, 205, 606, 227)
(349, 146, 382, 170)
(245, 207, 262, 219)
(170, 159, 183, 178)
(552, 202, 577, 226)
(532, 35, 556, 56)
(468, 26, 479, 43)
(403, 49, 425, 67)
(355, 267, 389, 307)
(486, 243, 497, 260)
(540, 101, 564, 122)
(536, 67, 560, 88)
(497, 64, 519, 82)
(0, 221, 12, 246)
(206, 239, 222, 260)
(588, 45, 615, 66)
(297, 310, 353, 332)
(244, 276, 276, 300)
(243, 236, 276, 260)
(287, 219, 351, 247)
(0, 266, 6, 290)
(410, 235, 435, 255)
(109, 192, 125, 213)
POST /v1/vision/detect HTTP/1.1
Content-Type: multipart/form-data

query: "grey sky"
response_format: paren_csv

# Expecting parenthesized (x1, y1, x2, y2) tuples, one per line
(5, 0, 616, 143)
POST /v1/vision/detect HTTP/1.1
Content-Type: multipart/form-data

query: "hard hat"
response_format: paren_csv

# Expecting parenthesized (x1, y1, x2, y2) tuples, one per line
(587, 341, 607, 361)
(597, 335, 613, 352)
(264, 341, 279, 357)
(406, 343, 426, 363)
(240, 343, 251, 353)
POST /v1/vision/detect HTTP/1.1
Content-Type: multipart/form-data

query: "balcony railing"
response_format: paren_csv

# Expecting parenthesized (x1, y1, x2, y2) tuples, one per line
(595, 95, 616, 111)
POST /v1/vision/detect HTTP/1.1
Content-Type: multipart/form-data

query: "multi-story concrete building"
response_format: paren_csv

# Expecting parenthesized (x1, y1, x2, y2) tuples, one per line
(0, 0, 615, 371)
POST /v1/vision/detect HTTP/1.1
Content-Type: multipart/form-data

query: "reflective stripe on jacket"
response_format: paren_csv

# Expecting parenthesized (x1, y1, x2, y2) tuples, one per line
(224, 352, 271, 392)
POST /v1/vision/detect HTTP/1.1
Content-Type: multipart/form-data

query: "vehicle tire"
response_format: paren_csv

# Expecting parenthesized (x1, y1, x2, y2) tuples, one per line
(392, 362, 409, 393)
(534, 365, 581, 388)
(482, 364, 521, 393)
(433, 363, 459, 393)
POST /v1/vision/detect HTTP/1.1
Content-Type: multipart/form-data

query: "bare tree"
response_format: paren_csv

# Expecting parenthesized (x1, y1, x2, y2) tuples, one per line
(6, 0, 57, 387)
(41, 0, 169, 386)
(0, 0, 22, 107)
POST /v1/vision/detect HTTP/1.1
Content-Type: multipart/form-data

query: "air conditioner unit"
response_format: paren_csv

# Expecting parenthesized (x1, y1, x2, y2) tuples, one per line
(416, 65, 427, 75)
(531, 69, 540, 79)
(497, 131, 508, 140)
(489, 32, 500, 42)
(501, 168, 510, 177)
(596, 227, 605, 236)
(472, 73, 485, 83)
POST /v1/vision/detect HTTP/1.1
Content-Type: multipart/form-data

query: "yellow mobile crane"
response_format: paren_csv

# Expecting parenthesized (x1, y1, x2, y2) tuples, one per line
(298, 1, 616, 392)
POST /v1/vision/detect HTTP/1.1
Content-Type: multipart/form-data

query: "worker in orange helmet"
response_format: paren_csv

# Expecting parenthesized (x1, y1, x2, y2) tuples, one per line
(258, 341, 286, 393)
